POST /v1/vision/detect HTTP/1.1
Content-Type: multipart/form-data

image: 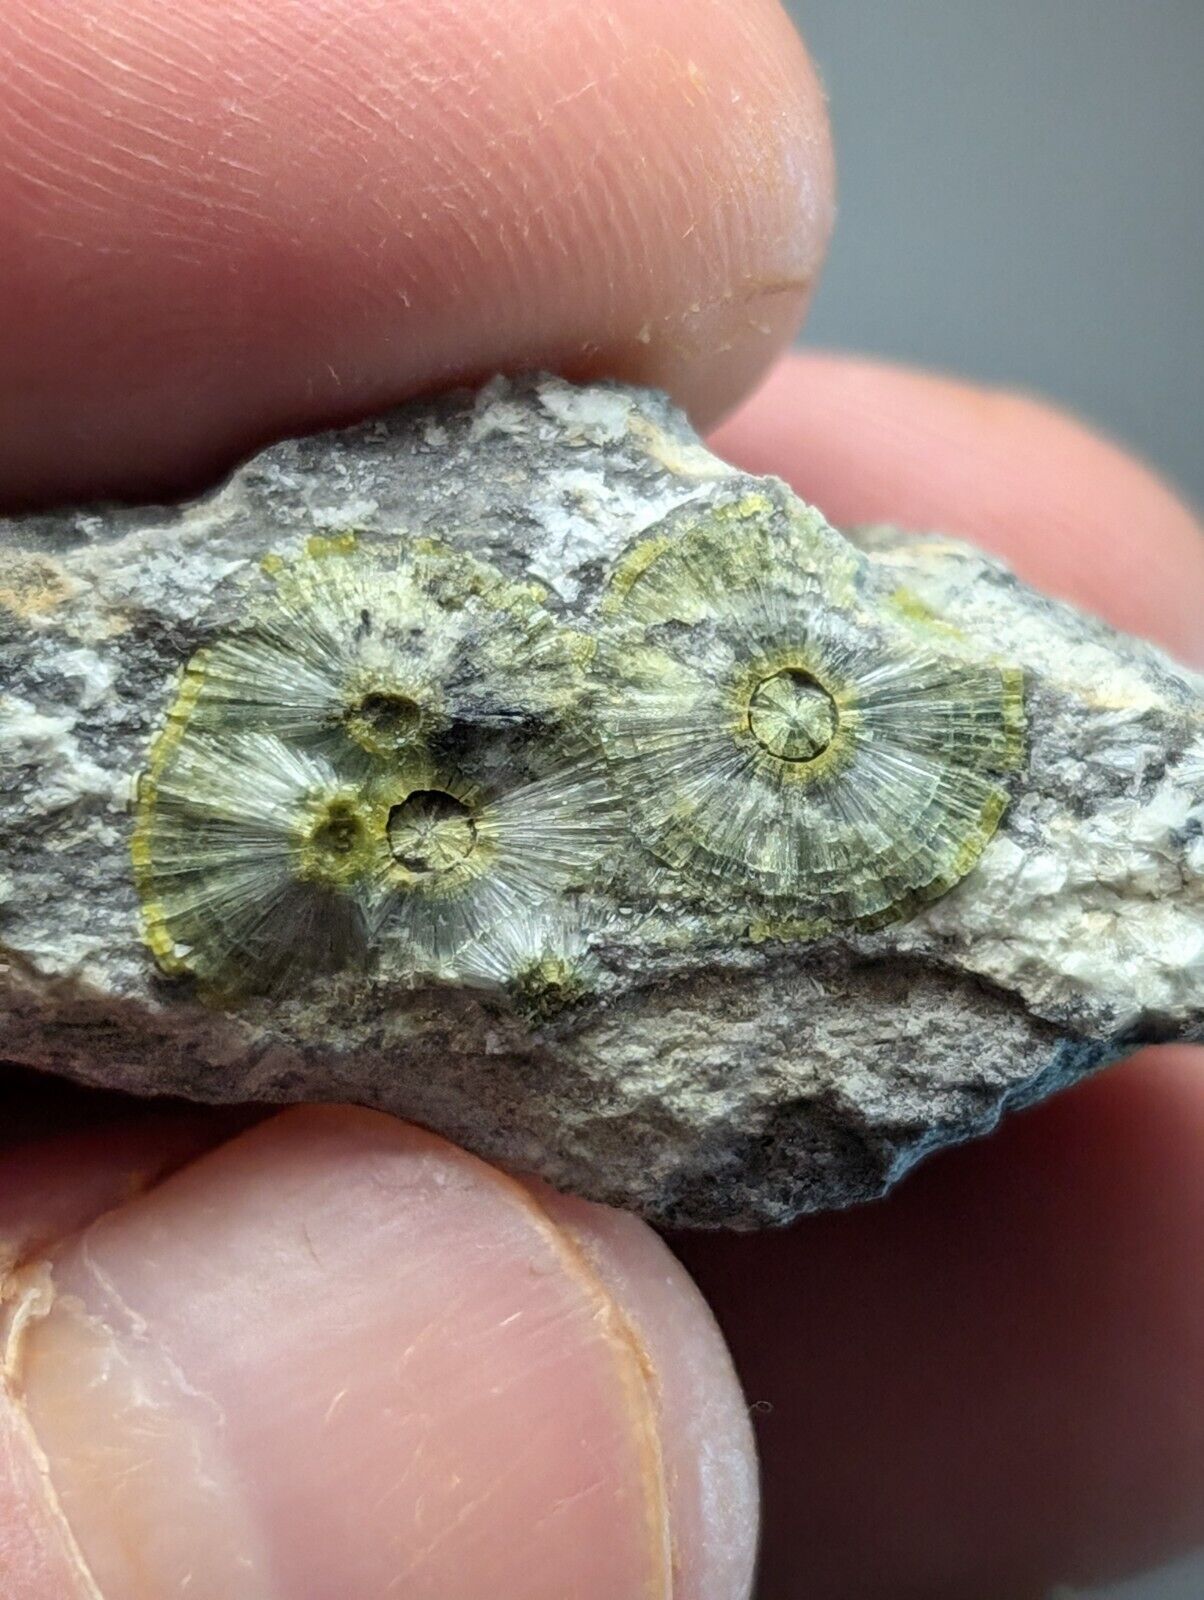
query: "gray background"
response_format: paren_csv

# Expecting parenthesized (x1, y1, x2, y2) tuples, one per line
(787, 0, 1203, 510)
(782, 4, 1202, 1597)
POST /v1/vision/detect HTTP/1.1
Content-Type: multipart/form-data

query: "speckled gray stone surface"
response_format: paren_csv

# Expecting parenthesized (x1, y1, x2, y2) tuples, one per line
(1, 378, 1201, 1226)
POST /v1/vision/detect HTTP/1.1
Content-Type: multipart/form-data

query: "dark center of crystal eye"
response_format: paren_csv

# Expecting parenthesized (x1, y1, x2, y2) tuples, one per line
(748, 668, 838, 762)
(310, 802, 363, 857)
(350, 691, 423, 744)
(387, 789, 477, 874)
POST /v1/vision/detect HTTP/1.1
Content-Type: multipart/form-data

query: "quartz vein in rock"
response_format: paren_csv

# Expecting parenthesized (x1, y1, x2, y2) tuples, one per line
(0, 377, 1200, 1226)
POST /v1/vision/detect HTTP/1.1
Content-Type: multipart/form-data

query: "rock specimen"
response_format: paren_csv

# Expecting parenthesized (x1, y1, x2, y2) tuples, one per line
(1, 378, 1200, 1226)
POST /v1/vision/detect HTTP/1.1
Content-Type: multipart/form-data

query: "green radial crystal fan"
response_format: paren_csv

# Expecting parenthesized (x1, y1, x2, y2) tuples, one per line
(132, 493, 1026, 998)
(180, 536, 593, 761)
(132, 730, 380, 989)
(592, 495, 1026, 931)
(457, 902, 615, 1021)
(133, 538, 616, 995)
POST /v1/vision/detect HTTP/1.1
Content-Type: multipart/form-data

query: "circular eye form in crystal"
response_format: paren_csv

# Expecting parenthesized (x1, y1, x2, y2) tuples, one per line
(594, 499, 1027, 925)
(308, 797, 366, 859)
(748, 668, 838, 762)
(387, 789, 478, 875)
(343, 689, 427, 757)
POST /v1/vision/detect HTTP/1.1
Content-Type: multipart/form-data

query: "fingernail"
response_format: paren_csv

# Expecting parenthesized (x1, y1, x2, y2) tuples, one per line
(528, 1182, 760, 1600)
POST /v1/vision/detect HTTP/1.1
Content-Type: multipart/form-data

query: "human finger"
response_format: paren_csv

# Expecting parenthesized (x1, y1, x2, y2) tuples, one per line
(0, 1105, 757, 1599)
(0, 0, 833, 508)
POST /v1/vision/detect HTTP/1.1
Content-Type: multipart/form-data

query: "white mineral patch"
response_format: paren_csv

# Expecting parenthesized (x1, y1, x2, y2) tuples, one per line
(527, 468, 706, 599)
(468, 377, 537, 442)
(309, 497, 380, 531)
(55, 646, 115, 710)
(916, 766, 1203, 1027)
(537, 382, 633, 444)
(0, 693, 117, 815)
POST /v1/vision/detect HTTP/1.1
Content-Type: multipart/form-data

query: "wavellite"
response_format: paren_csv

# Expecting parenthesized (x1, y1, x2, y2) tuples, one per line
(0, 377, 1200, 1226)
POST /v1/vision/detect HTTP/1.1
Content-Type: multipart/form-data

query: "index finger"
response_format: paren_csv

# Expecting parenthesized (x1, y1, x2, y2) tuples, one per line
(0, 0, 832, 509)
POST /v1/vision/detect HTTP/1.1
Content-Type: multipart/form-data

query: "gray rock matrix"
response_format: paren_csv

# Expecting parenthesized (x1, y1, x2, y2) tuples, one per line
(1, 378, 1201, 1227)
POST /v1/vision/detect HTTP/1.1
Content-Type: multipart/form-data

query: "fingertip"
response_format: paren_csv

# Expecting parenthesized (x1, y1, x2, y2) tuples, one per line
(3, 1107, 756, 1598)
(1, 0, 833, 506)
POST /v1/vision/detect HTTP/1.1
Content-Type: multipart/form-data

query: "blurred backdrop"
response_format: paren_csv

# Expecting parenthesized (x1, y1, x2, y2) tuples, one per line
(782, 5, 1202, 1598)
(787, 0, 1203, 509)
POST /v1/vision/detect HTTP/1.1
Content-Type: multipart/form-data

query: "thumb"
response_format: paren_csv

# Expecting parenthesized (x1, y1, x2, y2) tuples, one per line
(1, 1107, 757, 1599)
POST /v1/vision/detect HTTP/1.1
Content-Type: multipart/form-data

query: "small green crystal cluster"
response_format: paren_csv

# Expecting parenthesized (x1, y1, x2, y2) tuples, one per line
(133, 496, 1025, 1006)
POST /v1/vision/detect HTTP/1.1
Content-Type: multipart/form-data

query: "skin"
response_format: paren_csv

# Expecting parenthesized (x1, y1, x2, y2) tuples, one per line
(0, 1, 1201, 1595)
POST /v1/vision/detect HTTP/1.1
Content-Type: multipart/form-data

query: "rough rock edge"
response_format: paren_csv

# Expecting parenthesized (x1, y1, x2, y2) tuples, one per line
(0, 377, 1201, 1226)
